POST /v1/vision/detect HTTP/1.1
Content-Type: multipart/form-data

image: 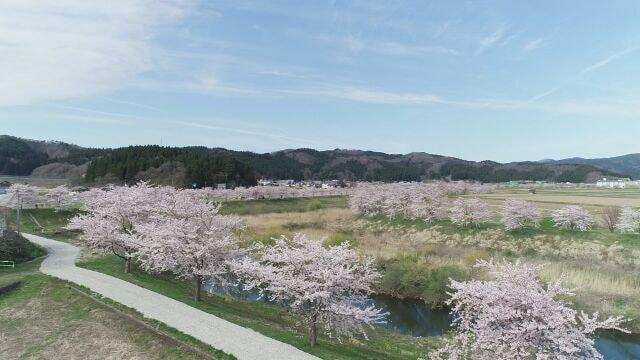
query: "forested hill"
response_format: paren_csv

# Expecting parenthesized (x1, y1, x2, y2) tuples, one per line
(542, 154, 640, 179)
(0, 135, 625, 185)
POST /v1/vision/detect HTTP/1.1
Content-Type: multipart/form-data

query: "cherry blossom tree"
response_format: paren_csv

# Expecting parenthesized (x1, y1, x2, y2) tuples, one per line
(600, 206, 621, 233)
(67, 182, 159, 273)
(4, 183, 39, 209)
(232, 233, 386, 346)
(448, 198, 492, 227)
(616, 207, 640, 233)
(552, 205, 594, 231)
(46, 185, 75, 211)
(501, 199, 541, 231)
(4, 184, 40, 232)
(135, 187, 243, 302)
(431, 259, 628, 360)
(408, 186, 448, 222)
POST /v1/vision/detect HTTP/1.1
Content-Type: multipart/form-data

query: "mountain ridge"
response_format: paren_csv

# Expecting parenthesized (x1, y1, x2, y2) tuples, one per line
(0, 135, 629, 185)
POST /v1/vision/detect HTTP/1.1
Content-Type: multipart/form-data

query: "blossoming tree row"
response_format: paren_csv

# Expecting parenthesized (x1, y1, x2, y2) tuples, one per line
(349, 183, 640, 233)
(65, 182, 385, 346)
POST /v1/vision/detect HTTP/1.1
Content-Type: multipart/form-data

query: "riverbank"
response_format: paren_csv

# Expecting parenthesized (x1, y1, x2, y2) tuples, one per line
(78, 254, 438, 360)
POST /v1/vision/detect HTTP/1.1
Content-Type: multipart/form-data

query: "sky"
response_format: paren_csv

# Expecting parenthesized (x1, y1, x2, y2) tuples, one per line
(1, 1, 640, 162)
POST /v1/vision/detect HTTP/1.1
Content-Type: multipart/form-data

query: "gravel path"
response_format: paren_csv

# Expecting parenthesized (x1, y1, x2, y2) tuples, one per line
(23, 233, 319, 360)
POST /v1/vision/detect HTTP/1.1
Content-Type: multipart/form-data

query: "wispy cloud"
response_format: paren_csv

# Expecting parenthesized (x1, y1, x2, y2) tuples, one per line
(477, 26, 510, 54)
(49, 104, 146, 122)
(174, 120, 321, 145)
(580, 46, 637, 74)
(317, 34, 459, 56)
(523, 38, 545, 52)
(44, 114, 130, 125)
(526, 87, 557, 103)
(0, 1, 194, 107)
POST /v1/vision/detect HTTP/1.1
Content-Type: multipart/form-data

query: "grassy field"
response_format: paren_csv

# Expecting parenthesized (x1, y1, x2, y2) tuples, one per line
(222, 191, 640, 333)
(10, 208, 82, 242)
(10, 188, 640, 358)
(471, 187, 640, 214)
(0, 258, 233, 359)
(78, 255, 436, 360)
(220, 195, 348, 215)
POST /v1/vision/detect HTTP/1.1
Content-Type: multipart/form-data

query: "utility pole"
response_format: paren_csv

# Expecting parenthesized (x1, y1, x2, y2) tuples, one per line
(16, 199, 22, 234)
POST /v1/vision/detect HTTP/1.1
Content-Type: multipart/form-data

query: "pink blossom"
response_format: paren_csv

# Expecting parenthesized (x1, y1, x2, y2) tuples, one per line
(448, 198, 492, 227)
(552, 206, 593, 231)
(232, 233, 386, 346)
(432, 259, 628, 360)
(501, 199, 541, 230)
(616, 207, 640, 233)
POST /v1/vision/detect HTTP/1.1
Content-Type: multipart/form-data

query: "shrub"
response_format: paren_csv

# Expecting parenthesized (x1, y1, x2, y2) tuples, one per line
(305, 199, 324, 211)
(322, 232, 358, 248)
(379, 256, 468, 307)
(0, 230, 46, 263)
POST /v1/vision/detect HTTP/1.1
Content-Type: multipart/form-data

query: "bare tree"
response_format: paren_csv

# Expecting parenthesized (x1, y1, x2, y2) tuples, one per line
(601, 206, 621, 232)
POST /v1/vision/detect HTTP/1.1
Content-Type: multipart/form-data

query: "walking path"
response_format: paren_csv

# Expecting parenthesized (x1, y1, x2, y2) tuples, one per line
(23, 233, 319, 360)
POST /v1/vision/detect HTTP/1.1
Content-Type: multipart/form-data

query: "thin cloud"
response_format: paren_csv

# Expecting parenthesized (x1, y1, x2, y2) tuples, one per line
(0, 1, 192, 107)
(580, 47, 637, 74)
(174, 120, 321, 145)
(526, 87, 557, 103)
(317, 34, 459, 56)
(45, 114, 130, 125)
(49, 104, 146, 121)
(477, 26, 508, 54)
(523, 38, 545, 52)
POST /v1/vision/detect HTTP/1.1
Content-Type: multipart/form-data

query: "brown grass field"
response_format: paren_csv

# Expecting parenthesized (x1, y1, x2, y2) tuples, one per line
(236, 188, 640, 332)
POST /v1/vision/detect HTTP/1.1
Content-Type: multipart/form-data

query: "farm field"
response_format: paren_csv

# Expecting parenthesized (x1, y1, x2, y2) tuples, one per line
(472, 187, 640, 213)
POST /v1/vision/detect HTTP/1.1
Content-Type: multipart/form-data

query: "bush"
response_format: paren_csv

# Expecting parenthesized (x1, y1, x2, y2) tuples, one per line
(378, 256, 468, 307)
(305, 199, 324, 211)
(0, 230, 46, 263)
(322, 232, 359, 248)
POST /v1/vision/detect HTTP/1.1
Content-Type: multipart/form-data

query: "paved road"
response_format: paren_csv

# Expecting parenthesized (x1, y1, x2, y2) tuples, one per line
(23, 233, 319, 360)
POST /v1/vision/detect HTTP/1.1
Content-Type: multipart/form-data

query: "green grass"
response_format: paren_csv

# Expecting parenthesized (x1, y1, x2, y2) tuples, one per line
(0, 244, 233, 359)
(0, 231, 47, 264)
(220, 196, 348, 215)
(12, 208, 82, 242)
(78, 255, 437, 360)
(0, 274, 233, 359)
(366, 214, 640, 250)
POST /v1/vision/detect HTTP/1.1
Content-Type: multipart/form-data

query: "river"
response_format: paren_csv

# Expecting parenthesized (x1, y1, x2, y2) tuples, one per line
(207, 284, 640, 359)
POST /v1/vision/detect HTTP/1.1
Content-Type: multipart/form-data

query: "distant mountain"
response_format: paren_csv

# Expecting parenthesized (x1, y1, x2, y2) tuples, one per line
(0, 135, 625, 185)
(543, 154, 640, 179)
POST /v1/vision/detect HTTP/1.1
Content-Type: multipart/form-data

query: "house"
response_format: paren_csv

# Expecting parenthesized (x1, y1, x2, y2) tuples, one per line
(596, 177, 632, 188)
(258, 179, 274, 186)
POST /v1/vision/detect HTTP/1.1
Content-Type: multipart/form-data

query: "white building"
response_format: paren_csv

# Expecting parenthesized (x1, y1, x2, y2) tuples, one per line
(596, 177, 632, 188)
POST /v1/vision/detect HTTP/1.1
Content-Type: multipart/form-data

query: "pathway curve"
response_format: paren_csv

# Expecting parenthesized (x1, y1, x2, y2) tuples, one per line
(23, 233, 319, 360)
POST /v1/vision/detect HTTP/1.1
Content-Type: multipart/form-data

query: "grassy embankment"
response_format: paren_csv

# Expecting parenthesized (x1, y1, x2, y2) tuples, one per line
(78, 255, 436, 360)
(1, 214, 234, 359)
(18, 197, 436, 359)
(10, 208, 82, 242)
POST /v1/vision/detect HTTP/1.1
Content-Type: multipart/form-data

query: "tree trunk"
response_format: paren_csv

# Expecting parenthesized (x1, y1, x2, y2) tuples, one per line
(123, 258, 131, 273)
(195, 276, 202, 302)
(308, 315, 318, 347)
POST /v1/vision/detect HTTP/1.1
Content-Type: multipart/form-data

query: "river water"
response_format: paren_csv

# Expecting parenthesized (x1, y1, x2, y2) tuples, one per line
(207, 284, 640, 359)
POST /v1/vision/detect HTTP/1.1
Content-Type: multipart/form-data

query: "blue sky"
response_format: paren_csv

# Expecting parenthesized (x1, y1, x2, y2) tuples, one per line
(1, 1, 640, 162)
